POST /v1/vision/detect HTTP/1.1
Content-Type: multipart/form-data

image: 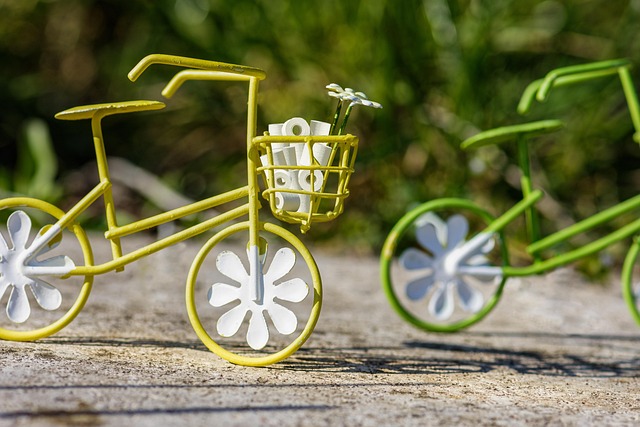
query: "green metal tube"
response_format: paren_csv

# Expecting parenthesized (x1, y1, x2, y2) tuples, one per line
(506, 217, 640, 277)
(527, 192, 640, 255)
(517, 138, 541, 249)
(484, 190, 543, 235)
(619, 67, 640, 143)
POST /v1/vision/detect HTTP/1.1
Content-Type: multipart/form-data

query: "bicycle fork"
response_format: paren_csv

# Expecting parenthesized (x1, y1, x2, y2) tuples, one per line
(248, 243, 266, 304)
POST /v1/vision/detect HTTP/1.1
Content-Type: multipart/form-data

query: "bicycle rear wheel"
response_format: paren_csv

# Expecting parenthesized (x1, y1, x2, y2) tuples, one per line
(0, 198, 93, 341)
(186, 221, 321, 366)
(621, 239, 640, 325)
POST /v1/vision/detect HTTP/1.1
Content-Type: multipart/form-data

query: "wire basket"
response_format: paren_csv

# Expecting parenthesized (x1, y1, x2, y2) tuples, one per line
(254, 134, 359, 233)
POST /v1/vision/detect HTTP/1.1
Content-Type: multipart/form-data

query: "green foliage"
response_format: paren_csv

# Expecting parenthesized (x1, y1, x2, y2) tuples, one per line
(0, 0, 639, 257)
(0, 118, 61, 202)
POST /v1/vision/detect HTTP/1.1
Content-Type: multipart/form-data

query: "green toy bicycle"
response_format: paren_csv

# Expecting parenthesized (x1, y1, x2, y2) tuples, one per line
(381, 59, 640, 332)
(0, 54, 380, 366)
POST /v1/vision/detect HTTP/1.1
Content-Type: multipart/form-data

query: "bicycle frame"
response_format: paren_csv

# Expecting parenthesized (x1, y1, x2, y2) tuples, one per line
(466, 188, 640, 278)
(63, 184, 251, 276)
(466, 59, 640, 278)
(519, 59, 640, 142)
(49, 56, 268, 279)
(380, 57, 640, 334)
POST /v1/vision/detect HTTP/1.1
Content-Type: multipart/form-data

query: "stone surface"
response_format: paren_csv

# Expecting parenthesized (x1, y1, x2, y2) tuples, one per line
(0, 234, 639, 426)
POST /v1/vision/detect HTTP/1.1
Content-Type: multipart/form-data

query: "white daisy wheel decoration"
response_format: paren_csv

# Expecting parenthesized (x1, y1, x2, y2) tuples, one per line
(326, 84, 383, 109)
(207, 245, 309, 350)
(0, 211, 75, 323)
(326, 83, 382, 135)
(399, 214, 503, 320)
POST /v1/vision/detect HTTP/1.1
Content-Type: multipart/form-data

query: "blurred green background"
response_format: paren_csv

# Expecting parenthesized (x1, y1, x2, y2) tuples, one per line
(1, 0, 640, 271)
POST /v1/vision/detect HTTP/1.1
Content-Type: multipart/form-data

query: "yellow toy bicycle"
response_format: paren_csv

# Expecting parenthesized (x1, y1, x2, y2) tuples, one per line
(0, 54, 380, 366)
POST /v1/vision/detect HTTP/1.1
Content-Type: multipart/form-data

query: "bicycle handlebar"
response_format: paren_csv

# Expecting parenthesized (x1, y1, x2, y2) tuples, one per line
(161, 69, 254, 98)
(518, 59, 631, 115)
(128, 54, 267, 82)
(537, 59, 630, 101)
(516, 58, 640, 143)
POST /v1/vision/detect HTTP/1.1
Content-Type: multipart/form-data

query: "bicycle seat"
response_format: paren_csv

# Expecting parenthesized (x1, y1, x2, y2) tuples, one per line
(461, 119, 564, 150)
(55, 100, 166, 121)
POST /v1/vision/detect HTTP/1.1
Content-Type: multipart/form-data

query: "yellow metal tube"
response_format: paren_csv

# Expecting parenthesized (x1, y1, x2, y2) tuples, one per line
(128, 54, 266, 82)
(246, 77, 261, 248)
(105, 186, 250, 239)
(91, 114, 122, 261)
(72, 203, 250, 276)
(162, 70, 252, 98)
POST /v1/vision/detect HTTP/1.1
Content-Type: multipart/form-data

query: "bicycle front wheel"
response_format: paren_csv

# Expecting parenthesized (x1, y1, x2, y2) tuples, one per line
(0, 198, 94, 341)
(381, 199, 508, 332)
(186, 221, 321, 366)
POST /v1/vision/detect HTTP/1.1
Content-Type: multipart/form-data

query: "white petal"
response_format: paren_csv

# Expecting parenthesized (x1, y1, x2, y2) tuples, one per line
(455, 278, 484, 313)
(446, 214, 469, 249)
(428, 282, 455, 320)
(0, 229, 8, 256)
(415, 212, 447, 242)
(208, 283, 241, 307)
(400, 247, 433, 270)
(481, 236, 496, 253)
(406, 275, 435, 300)
(273, 278, 309, 302)
(7, 286, 30, 323)
(216, 303, 249, 337)
(246, 309, 269, 350)
(466, 254, 488, 266)
(458, 265, 503, 283)
(216, 251, 248, 284)
(365, 100, 383, 109)
(416, 222, 445, 257)
(30, 279, 62, 310)
(265, 248, 296, 282)
(0, 279, 10, 300)
(8, 211, 31, 250)
(32, 226, 63, 257)
(461, 263, 501, 283)
(267, 303, 298, 335)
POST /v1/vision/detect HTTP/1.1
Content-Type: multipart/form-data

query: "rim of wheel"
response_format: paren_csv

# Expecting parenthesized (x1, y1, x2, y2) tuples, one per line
(622, 240, 640, 325)
(381, 198, 508, 333)
(186, 221, 322, 366)
(0, 198, 94, 341)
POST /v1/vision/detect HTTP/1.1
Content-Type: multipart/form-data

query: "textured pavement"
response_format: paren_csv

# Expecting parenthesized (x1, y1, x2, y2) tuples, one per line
(1, 233, 639, 426)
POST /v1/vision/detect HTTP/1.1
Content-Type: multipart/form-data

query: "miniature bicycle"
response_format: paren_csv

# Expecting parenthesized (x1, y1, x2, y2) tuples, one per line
(0, 54, 379, 366)
(381, 59, 640, 332)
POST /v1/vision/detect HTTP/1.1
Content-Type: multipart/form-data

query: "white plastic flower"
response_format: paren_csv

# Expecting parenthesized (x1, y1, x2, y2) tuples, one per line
(0, 211, 75, 323)
(208, 245, 309, 350)
(399, 214, 502, 320)
(326, 83, 382, 109)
